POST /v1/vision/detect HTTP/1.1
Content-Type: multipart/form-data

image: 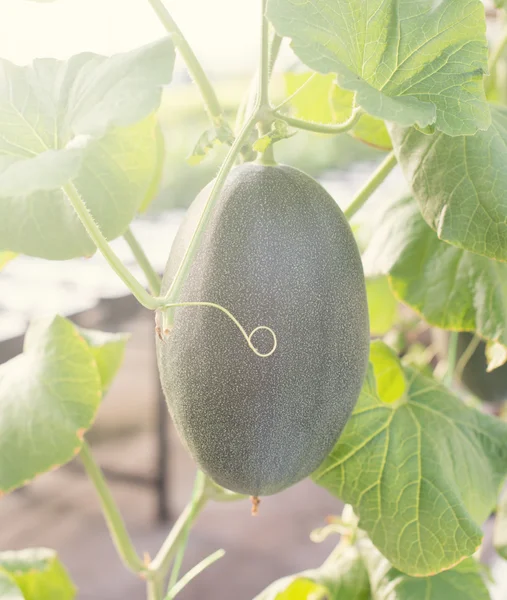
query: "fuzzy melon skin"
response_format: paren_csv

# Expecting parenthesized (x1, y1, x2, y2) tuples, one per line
(156, 163, 370, 496)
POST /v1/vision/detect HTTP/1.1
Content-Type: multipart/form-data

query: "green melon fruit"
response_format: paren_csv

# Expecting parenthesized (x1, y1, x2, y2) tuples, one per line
(156, 163, 370, 496)
(456, 332, 507, 403)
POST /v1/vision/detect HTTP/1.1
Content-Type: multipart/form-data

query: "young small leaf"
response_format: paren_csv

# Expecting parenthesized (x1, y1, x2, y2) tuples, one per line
(268, 0, 490, 136)
(187, 121, 234, 166)
(313, 363, 507, 576)
(252, 120, 295, 153)
(0, 548, 76, 600)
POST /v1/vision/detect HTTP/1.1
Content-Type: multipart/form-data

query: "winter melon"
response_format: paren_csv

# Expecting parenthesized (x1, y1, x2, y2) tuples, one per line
(156, 163, 369, 496)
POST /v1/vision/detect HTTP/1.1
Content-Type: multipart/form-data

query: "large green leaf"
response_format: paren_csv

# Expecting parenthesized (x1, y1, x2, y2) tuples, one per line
(268, 0, 490, 136)
(0, 39, 174, 259)
(313, 347, 507, 576)
(254, 543, 370, 600)
(77, 327, 129, 391)
(360, 538, 490, 599)
(0, 549, 75, 600)
(284, 72, 391, 150)
(390, 105, 507, 262)
(363, 195, 507, 364)
(0, 316, 103, 494)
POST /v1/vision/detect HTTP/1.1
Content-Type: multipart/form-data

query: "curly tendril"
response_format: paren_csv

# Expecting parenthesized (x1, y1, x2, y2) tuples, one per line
(157, 301, 277, 358)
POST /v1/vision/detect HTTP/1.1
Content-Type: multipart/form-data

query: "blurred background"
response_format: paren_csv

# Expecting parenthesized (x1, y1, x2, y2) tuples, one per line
(0, 0, 414, 598)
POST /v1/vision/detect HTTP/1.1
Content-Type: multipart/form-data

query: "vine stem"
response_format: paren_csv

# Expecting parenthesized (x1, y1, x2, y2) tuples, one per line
(146, 0, 223, 124)
(259, 0, 270, 108)
(148, 472, 209, 586)
(454, 333, 481, 382)
(445, 331, 459, 386)
(272, 106, 364, 135)
(162, 8, 270, 306)
(123, 227, 161, 295)
(161, 113, 258, 307)
(486, 27, 507, 95)
(79, 441, 145, 575)
(268, 33, 283, 77)
(256, 0, 276, 165)
(166, 550, 225, 599)
(344, 151, 397, 220)
(63, 182, 162, 310)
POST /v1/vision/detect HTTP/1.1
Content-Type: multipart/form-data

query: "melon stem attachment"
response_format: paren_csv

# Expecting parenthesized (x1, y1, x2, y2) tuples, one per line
(250, 496, 261, 516)
(157, 301, 277, 358)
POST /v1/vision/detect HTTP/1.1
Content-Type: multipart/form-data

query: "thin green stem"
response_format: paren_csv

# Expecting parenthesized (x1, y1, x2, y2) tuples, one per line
(166, 475, 203, 591)
(268, 33, 283, 78)
(273, 72, 318, 112)
(147, 0, 222, 124)
(147, 578, 163, 600)
(163, 113, 259, 305)
(455, 333, 481, 382)
(166, 550, 225, 599)
(344, 151, 397, 220)
(445, 331, 459, 386)
(487, 28, 507, 94)
(79, 441, 144, 575)
(259, 0, 270, 107)
(64, 182, 159, 310)
(123, 227, 161, 295)
(149, 472, 208, 578)
(273, 106, 364, 135)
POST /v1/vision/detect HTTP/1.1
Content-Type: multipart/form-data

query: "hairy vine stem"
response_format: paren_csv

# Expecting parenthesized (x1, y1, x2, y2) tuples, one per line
(79, 441, 145, 576)
(344, 151, 397, 220)
(445, 331, 459, 386)
(272, 106, 364, 135)
(146, 0, 224, 126)
(123, 227, 161, 295)
(454, 333, 481, 382)
(63, 182, 161, 310)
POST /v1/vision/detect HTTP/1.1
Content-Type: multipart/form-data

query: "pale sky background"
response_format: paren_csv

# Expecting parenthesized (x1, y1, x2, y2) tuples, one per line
(0, 0, 262, 75)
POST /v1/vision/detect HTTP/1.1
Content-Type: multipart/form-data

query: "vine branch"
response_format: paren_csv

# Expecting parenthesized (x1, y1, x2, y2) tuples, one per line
(272, 106, 364, 135)
(344, 151, 397, 220)
(64, 182, 161, 310)
(79, 441, 145, 575)
(123, 227, 161, 295)
(147, 0, 223, 125)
